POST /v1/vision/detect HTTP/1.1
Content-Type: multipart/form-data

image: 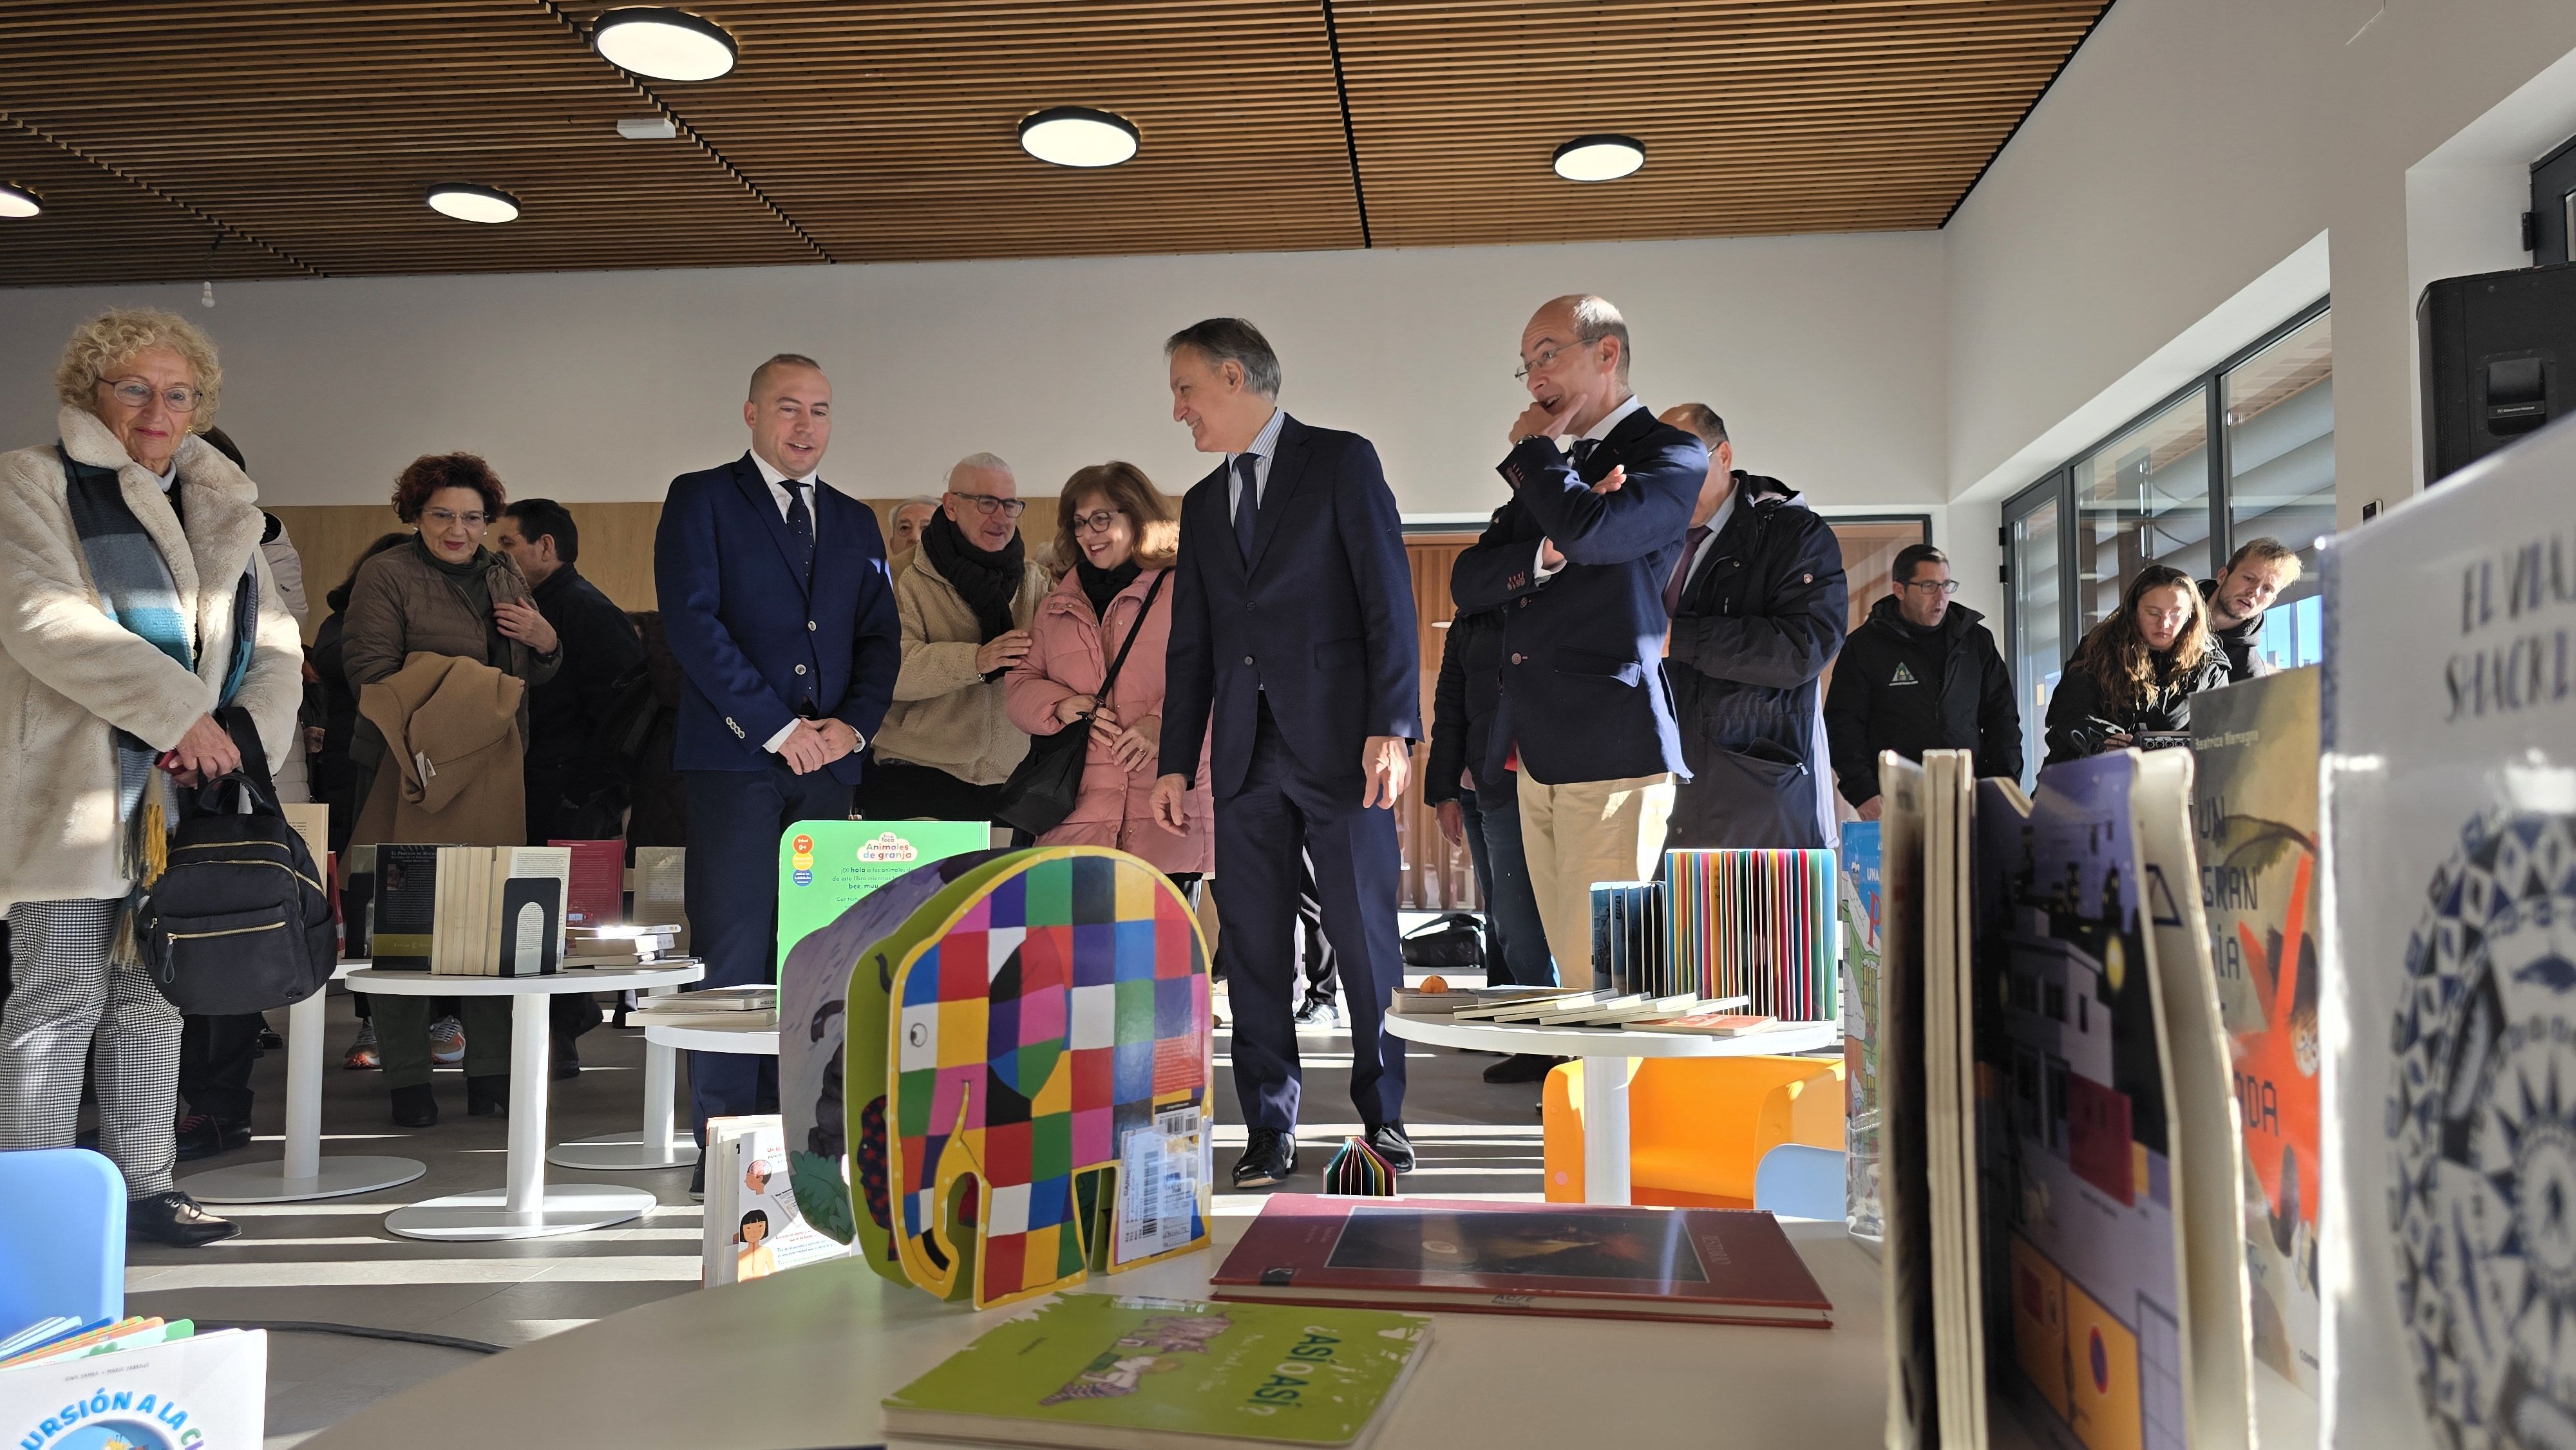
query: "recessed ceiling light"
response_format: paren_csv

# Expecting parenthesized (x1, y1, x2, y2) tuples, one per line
(594, 7, 739, 82)
(616, 116, 679, 140)
(1552, 135, 1645, 183)
(0, 182, 39, 218)
(426, 183, 521, 224)
(1018, 107, 1140, 169)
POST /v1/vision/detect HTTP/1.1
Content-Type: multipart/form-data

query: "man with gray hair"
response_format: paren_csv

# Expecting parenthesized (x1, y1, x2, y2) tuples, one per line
(1151, 316, 1421, 1187)
(859, 451, 1051, 820)
(888, 495, 939, 554)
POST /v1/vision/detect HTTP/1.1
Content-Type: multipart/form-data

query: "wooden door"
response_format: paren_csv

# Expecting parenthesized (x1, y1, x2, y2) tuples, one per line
(1399, 533, 1482, 913)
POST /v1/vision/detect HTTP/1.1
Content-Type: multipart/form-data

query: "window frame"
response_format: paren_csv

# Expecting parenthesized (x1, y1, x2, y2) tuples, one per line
(2002, 297, 2331, 711)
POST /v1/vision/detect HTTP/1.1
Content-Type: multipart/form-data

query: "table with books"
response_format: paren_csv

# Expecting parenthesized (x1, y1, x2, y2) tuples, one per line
(177, 957, 428, 1205)
(344, 959, 703, 1241)
(1384, 990, 1838, 1207)
(295, 1208, 1890, 1450)
(545, 925, 706, 1172)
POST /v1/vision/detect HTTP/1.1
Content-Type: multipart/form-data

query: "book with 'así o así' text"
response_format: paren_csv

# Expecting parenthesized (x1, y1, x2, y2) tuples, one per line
(881, 1292, 1429, 1449)
(1210, 1194, 1831, 1327)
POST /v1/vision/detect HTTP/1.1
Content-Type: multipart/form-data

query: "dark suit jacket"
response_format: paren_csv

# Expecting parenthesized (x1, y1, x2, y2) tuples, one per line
(1159, 413, 1421, 799)
(1423, 602, 1506, 806)
(652, 452, 902, 786)
(1450, 405, 1707, 786)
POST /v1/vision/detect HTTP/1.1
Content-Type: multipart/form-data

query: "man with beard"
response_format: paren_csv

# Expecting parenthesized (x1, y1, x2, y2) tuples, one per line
(2201, 536, 2302, 682)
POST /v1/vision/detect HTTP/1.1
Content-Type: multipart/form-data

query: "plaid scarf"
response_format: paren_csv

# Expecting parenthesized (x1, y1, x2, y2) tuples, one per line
(57, 444, 259, 962)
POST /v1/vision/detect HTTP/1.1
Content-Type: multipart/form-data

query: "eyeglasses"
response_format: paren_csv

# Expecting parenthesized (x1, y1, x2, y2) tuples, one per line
(1069, 509, 1126, 536)
(1513, 339, 1591, 382)
(1899, 579, 1960, 596)
(104, 379, 200, 413)
(422, 508, 489, 531)
(951, 491, 1027, 519)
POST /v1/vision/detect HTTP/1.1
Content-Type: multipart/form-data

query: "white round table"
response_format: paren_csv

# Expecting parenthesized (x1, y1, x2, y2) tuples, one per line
(178, 958, 428, 1205)
(638, 1018, 781, 1056)
(544, 976, 708, 1174)
(1383, 1011, 1839, 1207)
(345, 962, 703, 1241)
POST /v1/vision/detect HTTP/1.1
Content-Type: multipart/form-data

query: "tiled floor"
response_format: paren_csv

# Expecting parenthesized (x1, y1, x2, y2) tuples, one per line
(121, 974, 1549, 1447)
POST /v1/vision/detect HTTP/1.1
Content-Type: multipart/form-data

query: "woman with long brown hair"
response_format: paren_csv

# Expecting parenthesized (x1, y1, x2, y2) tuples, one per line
(1002, 462, 1213, 880)
(2043, 563, 2230, 766)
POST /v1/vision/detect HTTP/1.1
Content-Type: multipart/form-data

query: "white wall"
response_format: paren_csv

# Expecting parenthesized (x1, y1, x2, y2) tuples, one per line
(1944, 0, 2576, 532)
(0, 232, 1947, 532)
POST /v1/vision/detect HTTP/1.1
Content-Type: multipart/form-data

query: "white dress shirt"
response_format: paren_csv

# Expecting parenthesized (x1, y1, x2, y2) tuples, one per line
(1532, 393, 1647, 581)
(748, 451, 842, 755)
(1224, 407, 1288, 517)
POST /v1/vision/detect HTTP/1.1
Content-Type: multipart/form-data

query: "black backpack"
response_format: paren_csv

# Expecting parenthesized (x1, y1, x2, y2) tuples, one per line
(138, 708, 337, 1014)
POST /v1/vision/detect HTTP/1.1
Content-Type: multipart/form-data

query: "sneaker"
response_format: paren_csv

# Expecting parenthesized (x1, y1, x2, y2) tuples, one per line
(173, 1113, 252, 1163)
(342, 1021, 381, 1071)
(428, 1015, 466, 1064)
(1293, 995, 1340, 1029)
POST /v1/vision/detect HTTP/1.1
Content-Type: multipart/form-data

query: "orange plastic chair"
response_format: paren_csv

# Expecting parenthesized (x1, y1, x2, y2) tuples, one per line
(1542, 1055, 1845, 1207)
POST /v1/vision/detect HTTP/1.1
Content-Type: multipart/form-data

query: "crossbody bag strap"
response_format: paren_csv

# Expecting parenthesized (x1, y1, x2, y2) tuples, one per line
(1094, 569, 1170, 701)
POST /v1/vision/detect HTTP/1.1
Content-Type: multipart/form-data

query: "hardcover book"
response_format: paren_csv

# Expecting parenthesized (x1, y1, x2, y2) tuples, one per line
(483, 845, 569, 977)
(549, 838, 625, 928)
(701, 1115, 843, 1285)
(882, 1292, 1429, 1449)
(1841, 820, 1884, 1244)
(2320, 418, 2576, 1448)
(1211, 1194, 1831, 1327)
(369, 842, 444, 970)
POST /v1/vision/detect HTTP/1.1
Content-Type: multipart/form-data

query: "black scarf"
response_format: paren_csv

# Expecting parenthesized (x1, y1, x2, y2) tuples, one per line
(1074, 556, 1141, 621)
(923, 508, 1025, 643)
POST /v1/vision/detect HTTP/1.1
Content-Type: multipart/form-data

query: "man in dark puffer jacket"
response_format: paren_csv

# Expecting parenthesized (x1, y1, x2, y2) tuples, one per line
(1824, 544, 2023, 817)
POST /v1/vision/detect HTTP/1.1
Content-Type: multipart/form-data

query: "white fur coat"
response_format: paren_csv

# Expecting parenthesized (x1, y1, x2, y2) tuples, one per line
(0, 406, 303, 908)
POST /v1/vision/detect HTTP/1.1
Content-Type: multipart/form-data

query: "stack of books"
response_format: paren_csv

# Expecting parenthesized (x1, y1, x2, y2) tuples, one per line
(632, 985, 775, 1030)
(1444, 988, 1755, 1029)
(548, 838, 625, 927)
(564, 923, 683, 969)
(429, 845, 571, 977)
(1386, 984, 1558, 1017)
(1663, 847, 1839, 1019)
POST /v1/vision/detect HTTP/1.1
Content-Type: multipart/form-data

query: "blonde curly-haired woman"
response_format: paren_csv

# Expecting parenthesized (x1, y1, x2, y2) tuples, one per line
(0, 308, 302, 1246)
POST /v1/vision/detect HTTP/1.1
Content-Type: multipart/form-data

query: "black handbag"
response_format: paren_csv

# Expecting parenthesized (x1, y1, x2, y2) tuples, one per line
(1400, 912, 1488, 970)
(137, 707, 339, 1014)
(996, 572, 1169, 837)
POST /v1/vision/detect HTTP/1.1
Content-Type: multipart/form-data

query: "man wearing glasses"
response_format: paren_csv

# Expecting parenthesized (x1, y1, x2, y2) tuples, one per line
(1824, 543, 2021, 821)
(1656, 403, 1849, 850)
(654, 353, 902, 1184)
(859, 453, 1050, 821)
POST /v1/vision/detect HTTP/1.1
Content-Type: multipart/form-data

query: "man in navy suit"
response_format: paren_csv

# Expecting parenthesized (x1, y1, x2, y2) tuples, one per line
(654, 353, 901, 1185)
(1148, 318, 1421, 1187)
(1452, 297, 1705, 1059)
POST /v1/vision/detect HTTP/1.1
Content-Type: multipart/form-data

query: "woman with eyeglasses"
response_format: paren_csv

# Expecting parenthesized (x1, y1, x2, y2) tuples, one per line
(2041, 563, 2229, 767)
(341, 453, 559, 1127)
(859, 453, 1052, 822)
(0, 308, 304, 1245)
(1004, 464, 1213, 881)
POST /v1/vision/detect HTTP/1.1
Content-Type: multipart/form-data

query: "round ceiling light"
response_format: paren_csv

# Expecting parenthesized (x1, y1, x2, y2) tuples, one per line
(0, 182, 40, 219)
(1552, 135, 1645, 183)
(594, 7, 739, 81)
(426, 183, 522, 224)
(1018, 107, 1140, 169)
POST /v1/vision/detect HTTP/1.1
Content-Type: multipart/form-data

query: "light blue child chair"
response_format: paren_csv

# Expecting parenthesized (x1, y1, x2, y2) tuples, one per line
(1752, 1143, 1847, 1222)
(0, 1148, 127, 1336)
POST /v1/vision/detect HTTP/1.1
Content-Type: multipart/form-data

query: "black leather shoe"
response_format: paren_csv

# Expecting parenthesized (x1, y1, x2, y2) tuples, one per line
(128, 1191, 240, 1247)
(390, 1082, 437, 1127)
(552, 1035, 581, 1080)
(1364, 1121, 1416, 1173)
(688, 1159, 706, 1202)
(1481, 1053, 1564, 1085)
(173, 1113, 252, 1162)
(1293, 995, 1340, 1029)
(466, 1075, 509, 1117)
(1234, 1128, 1298, 1189)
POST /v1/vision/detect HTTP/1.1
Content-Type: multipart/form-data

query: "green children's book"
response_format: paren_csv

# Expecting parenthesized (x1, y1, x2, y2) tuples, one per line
(882, 1294, 1430, 1449)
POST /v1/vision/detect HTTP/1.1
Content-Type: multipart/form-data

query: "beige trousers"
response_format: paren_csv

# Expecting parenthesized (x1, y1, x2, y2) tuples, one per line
(1516, 772, 1676, 990)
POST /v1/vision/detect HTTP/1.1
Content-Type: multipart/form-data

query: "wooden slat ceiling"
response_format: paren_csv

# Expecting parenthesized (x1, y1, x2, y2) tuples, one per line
(0, 0, 2107, 287)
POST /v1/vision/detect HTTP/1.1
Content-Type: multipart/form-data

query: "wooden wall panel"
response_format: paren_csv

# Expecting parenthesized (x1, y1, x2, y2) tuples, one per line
(1400, 533, 1481, 914)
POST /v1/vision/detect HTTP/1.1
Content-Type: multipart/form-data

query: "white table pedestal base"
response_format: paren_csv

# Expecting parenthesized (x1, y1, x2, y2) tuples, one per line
(547, 1133, 697, 1171)
(184, 1154, 426, 1204)
(384, 1182, 656, 1241)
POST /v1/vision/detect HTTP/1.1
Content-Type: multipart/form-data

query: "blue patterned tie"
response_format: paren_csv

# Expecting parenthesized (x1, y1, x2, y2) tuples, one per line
(782, 478, 815, 578)
(1233, 453, 1261, 561)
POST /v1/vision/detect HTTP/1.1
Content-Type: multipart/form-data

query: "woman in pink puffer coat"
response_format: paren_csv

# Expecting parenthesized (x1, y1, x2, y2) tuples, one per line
(1004, 462, 1213, 880)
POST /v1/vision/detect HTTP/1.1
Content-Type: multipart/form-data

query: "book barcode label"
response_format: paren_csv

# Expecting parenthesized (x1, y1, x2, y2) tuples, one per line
(1114, 1106, 1204, 1265)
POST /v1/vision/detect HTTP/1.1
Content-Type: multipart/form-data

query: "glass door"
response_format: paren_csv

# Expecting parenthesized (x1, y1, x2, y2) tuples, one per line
(2003, 478, 2067, 787)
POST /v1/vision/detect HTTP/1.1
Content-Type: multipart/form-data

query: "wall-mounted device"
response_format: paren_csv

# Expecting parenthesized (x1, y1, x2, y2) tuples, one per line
(2418, 261, 2576, 484)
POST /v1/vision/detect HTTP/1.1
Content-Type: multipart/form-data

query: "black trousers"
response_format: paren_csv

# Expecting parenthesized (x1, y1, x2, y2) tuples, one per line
(178, 1012, 265, 1124)
(1211, 699, 1406, 1133)
(853, 755, 1003, 822)
(683, 759, 855, 1144)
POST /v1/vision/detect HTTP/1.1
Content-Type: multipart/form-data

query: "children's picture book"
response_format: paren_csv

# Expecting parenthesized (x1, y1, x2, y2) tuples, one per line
(702, 1115, 844, 1286)
(0, 1326, 265, 1449)
(775, 819, 990, 968)
(2320, 418, 2576, 1449)
(1876, 753, 1937, 1450)
(1663, 847, 1839, 1019)
(1211, 1194, 1832, 1326)
(2190, 666, 2323, 1395)
(881, 1293, 1430, 1449)
(1841, 819, 1884, 1245)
